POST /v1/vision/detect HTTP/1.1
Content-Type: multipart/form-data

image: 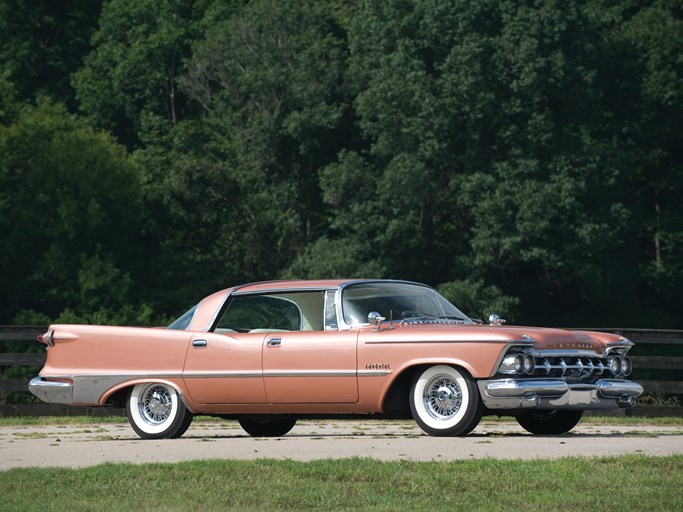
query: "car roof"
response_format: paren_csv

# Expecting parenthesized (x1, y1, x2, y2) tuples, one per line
(232, 279, 350, 293)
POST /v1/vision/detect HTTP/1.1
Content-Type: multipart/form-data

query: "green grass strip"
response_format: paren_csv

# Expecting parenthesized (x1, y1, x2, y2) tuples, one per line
(1, 455, 681, 511)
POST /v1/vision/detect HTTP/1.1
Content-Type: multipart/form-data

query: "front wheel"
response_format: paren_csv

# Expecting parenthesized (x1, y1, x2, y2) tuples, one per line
(516, 410, 583, 435)
(409, 365, 483, 437)
(126, 383, 193, 439)
(238, 417, 297, 437)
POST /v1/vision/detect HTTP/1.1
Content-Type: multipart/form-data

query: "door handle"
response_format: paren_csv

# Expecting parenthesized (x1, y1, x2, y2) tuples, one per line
(192, 339, 208, 348)
(266, 338, 282, 347)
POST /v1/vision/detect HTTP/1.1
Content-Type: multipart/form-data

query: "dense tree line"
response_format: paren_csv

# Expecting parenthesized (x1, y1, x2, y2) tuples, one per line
(0, 0, 681, 327)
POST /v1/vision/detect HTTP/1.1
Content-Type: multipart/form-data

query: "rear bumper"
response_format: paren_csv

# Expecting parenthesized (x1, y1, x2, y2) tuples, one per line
(477, 378, 644, 410)
(29, 377, 73, 405)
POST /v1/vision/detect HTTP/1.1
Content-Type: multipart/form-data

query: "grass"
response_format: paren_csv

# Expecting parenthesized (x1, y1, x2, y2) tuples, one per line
(0, 456, 681, 511)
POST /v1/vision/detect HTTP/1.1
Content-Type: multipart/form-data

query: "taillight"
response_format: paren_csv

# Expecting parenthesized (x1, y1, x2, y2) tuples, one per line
(37, 329, 54, 347)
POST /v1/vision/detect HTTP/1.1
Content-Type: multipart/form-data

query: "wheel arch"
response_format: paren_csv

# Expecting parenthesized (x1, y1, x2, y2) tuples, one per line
(380, 361, 476, 414)
(101, 379, 195, 413)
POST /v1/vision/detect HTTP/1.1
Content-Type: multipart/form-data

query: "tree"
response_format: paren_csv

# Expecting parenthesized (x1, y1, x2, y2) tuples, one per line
(0, 0, 102, 106)
(588, 0, 683, 326)
(309, 0, 651, 324)
(0, 99, 147, 323)
(176, 0, 352, 282)
(72, 0, 207, 146)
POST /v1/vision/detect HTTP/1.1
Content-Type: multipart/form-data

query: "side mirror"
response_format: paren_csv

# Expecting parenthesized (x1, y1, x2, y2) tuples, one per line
(488, 313, 506, 326)
(368, 311, 385, 326)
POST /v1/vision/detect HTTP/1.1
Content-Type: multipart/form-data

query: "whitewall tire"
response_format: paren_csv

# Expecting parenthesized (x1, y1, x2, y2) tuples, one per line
(126, 382, 193, 439)
(409, 365, 483, 437)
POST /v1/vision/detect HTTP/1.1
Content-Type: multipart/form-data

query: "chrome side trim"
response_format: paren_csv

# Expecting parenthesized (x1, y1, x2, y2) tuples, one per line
(183, 370, 361, 378)
(365, 339, 529, 345)
(183, 371, 262, 378)
(264, 370, 357, 378)
(357, 370, 392, 377)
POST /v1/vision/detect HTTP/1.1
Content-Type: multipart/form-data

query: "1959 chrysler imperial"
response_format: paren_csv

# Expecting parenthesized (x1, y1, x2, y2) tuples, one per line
(30, 279, 644, 439)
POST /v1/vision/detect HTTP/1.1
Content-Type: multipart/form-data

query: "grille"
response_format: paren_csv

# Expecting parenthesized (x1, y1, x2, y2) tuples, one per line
(533, 356, 609, 379)
(497, 351, 632, 380)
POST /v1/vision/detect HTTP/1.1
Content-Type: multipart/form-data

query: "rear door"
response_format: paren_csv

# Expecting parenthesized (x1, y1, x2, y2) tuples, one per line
(182, 331, 266, 404)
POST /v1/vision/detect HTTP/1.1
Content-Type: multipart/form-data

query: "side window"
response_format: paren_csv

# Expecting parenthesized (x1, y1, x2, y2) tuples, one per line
(216, 295, 301, 333)
(324, 290, 338, 330)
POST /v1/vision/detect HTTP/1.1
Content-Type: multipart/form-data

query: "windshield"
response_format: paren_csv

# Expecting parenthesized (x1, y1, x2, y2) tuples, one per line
(341, 282, 472, 326)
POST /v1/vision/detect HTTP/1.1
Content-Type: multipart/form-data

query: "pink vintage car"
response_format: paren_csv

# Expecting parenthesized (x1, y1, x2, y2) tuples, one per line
(30, 279, 643, 439)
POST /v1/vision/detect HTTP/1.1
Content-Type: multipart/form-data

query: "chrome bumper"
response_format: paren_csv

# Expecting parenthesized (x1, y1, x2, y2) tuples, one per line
(477, 378, 644, 410)
(29, 377, 74, 405)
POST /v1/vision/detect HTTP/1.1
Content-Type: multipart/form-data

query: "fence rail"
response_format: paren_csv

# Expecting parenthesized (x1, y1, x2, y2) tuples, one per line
(1, 325, 681, 416)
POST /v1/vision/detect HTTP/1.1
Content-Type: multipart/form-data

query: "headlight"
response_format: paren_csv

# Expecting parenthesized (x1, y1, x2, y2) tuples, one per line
(499, 352, 533, 375)
(514, 354, 525, 373)
(608, 356, 622, 375)
(620, 356, 632, 376)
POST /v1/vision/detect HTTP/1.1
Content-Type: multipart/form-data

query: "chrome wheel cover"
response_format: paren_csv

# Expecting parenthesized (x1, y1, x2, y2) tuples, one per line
(138, 384, 173, 425)
(423, 374, 462, 420)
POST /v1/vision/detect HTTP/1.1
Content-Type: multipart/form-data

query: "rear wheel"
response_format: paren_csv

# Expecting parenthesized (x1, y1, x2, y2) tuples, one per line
(238, 417, 297, 437)
(409, 365, 483, 437)
(516, 410, 583, 435)
(126, 383, 193, 439)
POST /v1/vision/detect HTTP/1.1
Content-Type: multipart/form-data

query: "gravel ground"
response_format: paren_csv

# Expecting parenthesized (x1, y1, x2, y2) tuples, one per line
(1, 419, 682, 470)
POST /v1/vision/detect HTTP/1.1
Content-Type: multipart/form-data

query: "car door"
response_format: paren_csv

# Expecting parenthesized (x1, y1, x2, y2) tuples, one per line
(182, 331, 267, 404)
(262, 330, 359, 403)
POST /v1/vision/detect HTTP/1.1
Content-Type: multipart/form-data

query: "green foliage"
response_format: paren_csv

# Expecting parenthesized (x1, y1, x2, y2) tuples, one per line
(72, 0, 206, 145)
(0, 0, 681, 327)
(0, 0, 102, 106)
(0, 99, 147, 324)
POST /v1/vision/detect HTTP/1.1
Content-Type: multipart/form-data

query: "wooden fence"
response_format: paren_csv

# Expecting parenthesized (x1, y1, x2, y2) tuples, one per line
(1, 325, 681, 417)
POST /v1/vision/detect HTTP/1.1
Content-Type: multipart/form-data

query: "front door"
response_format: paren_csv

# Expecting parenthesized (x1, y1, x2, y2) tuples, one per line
(262, 331, 359, 403)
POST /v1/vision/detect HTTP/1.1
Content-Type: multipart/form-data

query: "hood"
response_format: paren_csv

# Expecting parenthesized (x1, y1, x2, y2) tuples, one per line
(379, 322, 629, 355)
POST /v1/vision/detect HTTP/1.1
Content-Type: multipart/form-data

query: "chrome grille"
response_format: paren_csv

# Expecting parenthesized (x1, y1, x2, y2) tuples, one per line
(534, 356, 607, 378)
(496, 349, 632, 380)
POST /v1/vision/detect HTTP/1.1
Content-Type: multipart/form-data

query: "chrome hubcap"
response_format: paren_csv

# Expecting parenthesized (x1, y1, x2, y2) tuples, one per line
(424, 375, 462, 420)
(139, 385, 172, 425)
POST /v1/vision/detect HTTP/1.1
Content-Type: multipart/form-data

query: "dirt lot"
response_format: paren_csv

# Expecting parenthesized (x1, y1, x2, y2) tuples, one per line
(1, 419, 682, 470)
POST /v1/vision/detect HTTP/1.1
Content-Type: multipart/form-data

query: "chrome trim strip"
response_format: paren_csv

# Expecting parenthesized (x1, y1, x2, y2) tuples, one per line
(357, 370, 392, 376)
(532, 350, 601, 358)
(265, 370, 357, 378)
(365, 339, 531, 345)
(183, 371, 262, 378)
(604, 338, 634, 355)
(184, 370, 385, 378)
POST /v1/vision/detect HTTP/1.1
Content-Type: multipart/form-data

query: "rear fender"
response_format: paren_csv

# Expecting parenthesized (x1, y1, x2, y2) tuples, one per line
(100, 378, 195, 413)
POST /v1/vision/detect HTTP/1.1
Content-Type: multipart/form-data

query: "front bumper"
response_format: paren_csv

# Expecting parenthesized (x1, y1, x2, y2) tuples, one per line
(477, 378, 644, 410)
(29, 377, 73, 405)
